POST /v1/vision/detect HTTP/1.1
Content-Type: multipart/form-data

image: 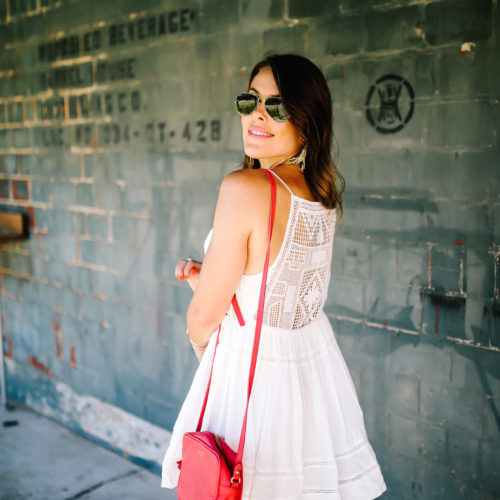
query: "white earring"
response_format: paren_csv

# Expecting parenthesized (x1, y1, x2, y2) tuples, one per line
(287, 147, 307, 173)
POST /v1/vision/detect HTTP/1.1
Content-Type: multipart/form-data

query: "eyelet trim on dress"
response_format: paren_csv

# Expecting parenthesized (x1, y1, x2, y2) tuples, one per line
(338, 464, 380, 484)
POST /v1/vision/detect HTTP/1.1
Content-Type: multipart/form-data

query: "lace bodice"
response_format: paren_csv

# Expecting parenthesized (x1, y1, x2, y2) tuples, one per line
(204, 170, 337, 330)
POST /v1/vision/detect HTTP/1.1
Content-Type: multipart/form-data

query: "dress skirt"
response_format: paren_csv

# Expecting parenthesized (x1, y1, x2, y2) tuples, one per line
(161, 309, 387, 500)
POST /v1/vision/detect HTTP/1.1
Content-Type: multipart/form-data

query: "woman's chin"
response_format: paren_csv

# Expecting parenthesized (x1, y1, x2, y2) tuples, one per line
(243, 145, 267, 160)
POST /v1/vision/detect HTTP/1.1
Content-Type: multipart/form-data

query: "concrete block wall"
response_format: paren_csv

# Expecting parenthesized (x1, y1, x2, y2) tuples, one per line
(0, 0, 498, 497)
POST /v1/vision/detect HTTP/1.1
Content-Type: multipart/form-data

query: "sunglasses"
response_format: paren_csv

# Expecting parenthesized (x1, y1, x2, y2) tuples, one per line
(235, 92, 289, 122)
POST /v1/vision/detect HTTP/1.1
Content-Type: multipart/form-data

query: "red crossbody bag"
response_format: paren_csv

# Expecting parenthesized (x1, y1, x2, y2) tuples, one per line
(177, 169, 277, 500)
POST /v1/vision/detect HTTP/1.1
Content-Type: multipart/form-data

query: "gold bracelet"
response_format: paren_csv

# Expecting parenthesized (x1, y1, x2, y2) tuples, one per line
(186, 329, 209, 348)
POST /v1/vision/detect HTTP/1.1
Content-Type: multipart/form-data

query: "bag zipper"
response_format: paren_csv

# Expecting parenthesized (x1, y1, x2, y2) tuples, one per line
(212, 433, 233, 472)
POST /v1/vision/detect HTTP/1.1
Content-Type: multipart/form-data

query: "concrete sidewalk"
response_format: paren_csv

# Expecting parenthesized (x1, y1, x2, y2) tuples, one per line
(0, 403, 177, 499)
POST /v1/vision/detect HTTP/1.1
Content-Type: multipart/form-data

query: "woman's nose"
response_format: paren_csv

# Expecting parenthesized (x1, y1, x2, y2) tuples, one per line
(254, 101, 267, 120)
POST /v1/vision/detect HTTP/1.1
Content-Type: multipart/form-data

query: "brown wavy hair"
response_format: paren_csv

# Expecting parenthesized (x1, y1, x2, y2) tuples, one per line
(241, 53, 344, 215)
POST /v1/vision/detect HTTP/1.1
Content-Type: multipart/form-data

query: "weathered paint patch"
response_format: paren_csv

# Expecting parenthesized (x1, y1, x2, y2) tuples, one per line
(53, 319, 63, 360)
(27, 355, 53, 377)
(70, 346, 77, 368)
(12, 180, 29, 201)
(435, 302, 440, 334)
(3, 336, 13, 359)
(26, 380, 172, 469)
(458, 41, 476, 56)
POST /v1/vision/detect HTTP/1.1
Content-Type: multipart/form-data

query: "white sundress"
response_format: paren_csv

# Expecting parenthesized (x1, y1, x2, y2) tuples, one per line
(161, 170, 387, 499)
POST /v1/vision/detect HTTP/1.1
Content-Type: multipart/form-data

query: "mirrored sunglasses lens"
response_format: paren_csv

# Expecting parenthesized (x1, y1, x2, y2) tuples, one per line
(265, 97, 288, 122)
(235, 94, 258, 115)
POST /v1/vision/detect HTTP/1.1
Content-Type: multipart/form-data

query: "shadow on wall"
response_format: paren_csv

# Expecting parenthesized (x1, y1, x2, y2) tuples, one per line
(331, 183, 500, 438)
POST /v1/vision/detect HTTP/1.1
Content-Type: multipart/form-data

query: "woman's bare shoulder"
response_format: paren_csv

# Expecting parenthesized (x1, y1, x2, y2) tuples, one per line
(220, 168, 269, 203)
(211, 168, 267, 235)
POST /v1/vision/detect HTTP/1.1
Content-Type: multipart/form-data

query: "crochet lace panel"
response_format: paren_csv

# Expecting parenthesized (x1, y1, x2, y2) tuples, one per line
(254, 198, 337, 329)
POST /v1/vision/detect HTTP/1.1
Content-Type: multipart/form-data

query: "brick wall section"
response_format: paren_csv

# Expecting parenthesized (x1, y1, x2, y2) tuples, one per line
(0, 0, 499, 498)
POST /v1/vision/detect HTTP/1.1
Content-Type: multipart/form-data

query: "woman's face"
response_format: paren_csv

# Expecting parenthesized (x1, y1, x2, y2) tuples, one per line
(241, 66, 302, 169)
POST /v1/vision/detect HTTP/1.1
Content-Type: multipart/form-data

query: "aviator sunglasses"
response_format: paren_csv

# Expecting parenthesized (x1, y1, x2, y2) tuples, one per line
(235, 92, 289, 122)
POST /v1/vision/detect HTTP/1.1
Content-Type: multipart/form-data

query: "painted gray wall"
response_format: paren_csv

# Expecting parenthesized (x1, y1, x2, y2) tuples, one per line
(0, 0, 498, 498)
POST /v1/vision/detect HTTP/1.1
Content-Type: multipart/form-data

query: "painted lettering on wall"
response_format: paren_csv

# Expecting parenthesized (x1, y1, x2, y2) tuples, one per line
(35, 90, 141, 121)
(38, 57, 137, 90)
(39, 62, 93, 90)
(96, 59, 136, 83)
(37, 8, 197, 62)
(0, 5, 224, 153)
(35, 120, 221, 149)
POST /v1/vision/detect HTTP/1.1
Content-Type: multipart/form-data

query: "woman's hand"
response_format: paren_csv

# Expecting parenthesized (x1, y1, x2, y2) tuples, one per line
(176, 258, 207, 361)
(175, 258, 202, 292)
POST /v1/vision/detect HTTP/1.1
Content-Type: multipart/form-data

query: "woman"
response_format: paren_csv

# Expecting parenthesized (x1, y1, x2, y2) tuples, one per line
(162, 54, 387, 499)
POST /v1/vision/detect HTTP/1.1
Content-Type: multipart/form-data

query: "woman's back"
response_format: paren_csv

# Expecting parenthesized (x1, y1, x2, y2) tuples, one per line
(236, 168, 336, 329)
(242, 163, 322, 276)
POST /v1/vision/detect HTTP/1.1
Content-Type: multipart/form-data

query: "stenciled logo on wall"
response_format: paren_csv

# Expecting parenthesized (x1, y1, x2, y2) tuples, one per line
(365, 74, 415, 134)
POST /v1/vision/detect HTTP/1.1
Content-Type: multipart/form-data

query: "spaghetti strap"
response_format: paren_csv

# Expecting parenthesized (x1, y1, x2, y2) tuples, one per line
(267, 170, 294, 196)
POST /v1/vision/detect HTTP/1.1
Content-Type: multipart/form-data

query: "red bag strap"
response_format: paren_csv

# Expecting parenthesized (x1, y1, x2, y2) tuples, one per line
(195, 169, 277, 487)
(231, 295, 245, 326)
(196, 323, 221, 432)
(231, 169, 276, 487)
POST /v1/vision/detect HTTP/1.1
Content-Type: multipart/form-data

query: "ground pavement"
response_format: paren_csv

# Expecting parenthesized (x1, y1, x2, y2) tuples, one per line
(0, 403, 177, 499)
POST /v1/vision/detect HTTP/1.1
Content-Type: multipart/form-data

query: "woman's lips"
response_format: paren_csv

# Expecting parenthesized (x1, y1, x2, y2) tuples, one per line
(248, 127, 274, 138)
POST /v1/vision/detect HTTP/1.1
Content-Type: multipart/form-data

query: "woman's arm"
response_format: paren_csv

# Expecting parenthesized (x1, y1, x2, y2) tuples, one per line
(185, 170, 257, 350)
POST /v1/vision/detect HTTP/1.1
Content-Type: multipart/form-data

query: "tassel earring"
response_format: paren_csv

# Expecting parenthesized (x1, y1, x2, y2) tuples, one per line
(287, 147, 307, 173)
(247, 156, 254, 168)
